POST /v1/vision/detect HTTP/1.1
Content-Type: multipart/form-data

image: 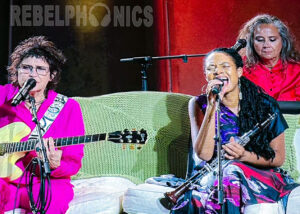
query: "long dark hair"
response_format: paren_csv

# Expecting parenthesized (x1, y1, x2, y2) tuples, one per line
(206, 48, 276, 160)
(239, 76, 276, 160)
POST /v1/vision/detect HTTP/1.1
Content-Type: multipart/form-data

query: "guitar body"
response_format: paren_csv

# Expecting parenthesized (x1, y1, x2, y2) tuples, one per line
(0, 122, 30, 181)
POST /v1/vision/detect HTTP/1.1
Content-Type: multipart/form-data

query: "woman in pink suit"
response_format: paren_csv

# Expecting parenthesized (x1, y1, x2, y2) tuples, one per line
(0, 36, 85, 213)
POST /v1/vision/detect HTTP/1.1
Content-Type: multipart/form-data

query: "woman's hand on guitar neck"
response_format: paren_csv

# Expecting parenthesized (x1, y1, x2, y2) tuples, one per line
(36, 137, 63, 170)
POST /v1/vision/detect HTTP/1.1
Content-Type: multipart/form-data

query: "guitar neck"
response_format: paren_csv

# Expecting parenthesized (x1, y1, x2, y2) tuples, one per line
(3, 133, 107, 154)
(55, 133, 107, 147)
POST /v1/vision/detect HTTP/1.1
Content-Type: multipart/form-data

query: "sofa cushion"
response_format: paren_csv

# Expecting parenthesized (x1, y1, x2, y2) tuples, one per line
(66, 177, 136, 214)
(73, 92, 192, 184)
(122, 183, 174, 214)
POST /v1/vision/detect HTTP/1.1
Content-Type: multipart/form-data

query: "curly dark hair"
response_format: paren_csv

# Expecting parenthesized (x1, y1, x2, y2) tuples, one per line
(238, 14, 300, 67)
(7, 36, 66, 92)
(239, 76, 276, 160)
(207, 48, 277, 160)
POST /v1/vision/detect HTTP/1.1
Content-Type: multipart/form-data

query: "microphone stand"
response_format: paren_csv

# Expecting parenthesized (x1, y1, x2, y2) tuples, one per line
(120, 53, 206, 91)
(214, 94, 224, 214)
(140, 57, 152, 91)
(28, 95, 51, 213)
(29, 96, 51, 175)
(120, 40, 246, 91)
(122, 54, 225, 211)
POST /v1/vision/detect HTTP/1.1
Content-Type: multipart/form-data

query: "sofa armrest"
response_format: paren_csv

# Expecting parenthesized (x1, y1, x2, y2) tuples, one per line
(282, 113, 300, 181)
(278, 101, 300, 114)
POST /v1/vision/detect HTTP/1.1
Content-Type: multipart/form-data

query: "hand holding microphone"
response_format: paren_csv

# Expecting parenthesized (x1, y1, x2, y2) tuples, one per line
(207, 78, 224, 94)
(211, 79, 224, 95)
(11, 78, 37, 106)
(206, 78, 225, 105)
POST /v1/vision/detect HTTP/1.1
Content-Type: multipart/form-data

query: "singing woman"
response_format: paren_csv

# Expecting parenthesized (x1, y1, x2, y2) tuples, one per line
(172, 48, 299, 213)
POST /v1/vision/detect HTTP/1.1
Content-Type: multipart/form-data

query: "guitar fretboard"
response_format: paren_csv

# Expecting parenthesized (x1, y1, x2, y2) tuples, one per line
(1, 133, 107, 154)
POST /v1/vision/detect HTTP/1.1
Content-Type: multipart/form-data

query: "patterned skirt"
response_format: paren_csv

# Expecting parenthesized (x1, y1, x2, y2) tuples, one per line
(171, 161, 298, 214)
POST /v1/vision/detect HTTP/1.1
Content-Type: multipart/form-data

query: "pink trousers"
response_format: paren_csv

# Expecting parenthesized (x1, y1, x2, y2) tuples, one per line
(0, 178, 74, 214)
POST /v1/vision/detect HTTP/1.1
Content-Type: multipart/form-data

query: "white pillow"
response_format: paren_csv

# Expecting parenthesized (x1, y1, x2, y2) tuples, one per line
(67, 177, 136, 214)
(286, 186, 300, 214)
(294, 129, 300, 182)
(123, 183, 175, 214)
(244, 202, 284, 214)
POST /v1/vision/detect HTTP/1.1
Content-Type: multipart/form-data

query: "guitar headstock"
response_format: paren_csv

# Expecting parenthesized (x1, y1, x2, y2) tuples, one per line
(107, 129, 148, 149)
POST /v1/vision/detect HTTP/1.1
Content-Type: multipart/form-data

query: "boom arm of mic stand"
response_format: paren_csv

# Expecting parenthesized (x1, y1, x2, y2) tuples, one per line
(120, 53, 207, 91)
(120, 53, 207, 63)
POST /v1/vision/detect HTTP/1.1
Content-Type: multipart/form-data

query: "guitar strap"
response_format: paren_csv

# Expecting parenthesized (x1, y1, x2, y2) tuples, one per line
(28, 93, 68, 139)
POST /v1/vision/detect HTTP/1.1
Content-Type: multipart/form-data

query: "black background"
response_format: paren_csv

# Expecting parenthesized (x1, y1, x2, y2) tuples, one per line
(0, 0, 158, 97)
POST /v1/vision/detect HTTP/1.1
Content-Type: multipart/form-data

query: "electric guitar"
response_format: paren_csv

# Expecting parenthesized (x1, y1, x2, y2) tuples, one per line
(0, 122, 148, 181)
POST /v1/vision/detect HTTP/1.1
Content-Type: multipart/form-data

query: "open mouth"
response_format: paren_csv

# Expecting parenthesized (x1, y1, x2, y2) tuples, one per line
(216, 77, 229, 86)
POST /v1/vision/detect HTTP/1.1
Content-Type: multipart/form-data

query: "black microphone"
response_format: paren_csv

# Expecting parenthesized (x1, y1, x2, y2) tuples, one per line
(11, 78, 37, 106)
(231, 39, 247, 52)
(211, 79, 224, 95)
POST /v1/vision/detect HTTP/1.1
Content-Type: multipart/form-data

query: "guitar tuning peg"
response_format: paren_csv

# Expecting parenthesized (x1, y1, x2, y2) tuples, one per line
(129, 144, 135, 150)
(120, 139, 124, 143)
(127, 139, 132, 143)
(136, 139, 140, 143)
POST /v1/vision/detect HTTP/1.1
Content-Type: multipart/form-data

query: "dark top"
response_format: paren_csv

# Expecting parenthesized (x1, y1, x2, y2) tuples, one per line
(195, 94, 288, 159)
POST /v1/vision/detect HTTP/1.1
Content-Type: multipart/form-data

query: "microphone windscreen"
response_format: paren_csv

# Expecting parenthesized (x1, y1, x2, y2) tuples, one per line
(232, 39, 247, 52)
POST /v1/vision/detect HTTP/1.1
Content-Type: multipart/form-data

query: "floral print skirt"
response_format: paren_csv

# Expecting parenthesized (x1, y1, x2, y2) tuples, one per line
(171, 161, 298, 214)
